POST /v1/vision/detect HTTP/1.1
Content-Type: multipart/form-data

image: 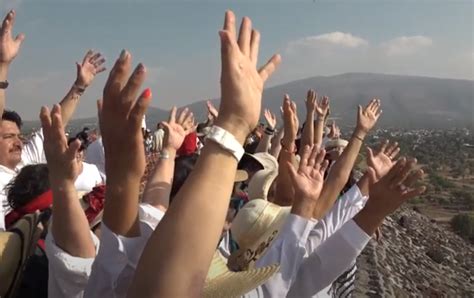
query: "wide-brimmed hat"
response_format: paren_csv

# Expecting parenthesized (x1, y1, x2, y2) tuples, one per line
(325, 138, 348, 150)
(246, 169, 278, 201)
(203, 250, 279, 298)
(239, 152, 278, 173)
(0, 212, 41, 297)
(235, 170, 249, 183)
(228, 199, 290, 271)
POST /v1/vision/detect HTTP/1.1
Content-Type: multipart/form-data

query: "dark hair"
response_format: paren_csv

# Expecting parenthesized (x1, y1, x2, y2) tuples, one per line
(170, 154, 199, 201)
(6, 164, 50, 210)
(2, 110, 22, 129)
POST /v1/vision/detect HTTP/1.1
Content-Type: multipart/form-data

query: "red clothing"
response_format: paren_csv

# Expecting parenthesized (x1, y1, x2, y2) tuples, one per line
(177, 132, 197, 156)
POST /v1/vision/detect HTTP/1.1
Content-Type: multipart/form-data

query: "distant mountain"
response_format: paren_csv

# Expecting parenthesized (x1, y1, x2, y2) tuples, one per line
(23, 73, 474, 132)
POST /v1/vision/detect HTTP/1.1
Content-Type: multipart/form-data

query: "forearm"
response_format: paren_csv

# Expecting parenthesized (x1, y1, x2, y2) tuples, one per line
(274, 146, 296, 206)
(142, 148, 177, 211)
(313, 116, 325, 149)
(353, 206, 384, 236)
(299, 113, 314, 155)
(312, 129, 366, 218)
(356, 172, 370, 197)
(102, 175, 141, 237)
(269, 127, 284, 158)
(129, 141, 239, 297)
(50, 179, 95, 258)
(255, 132, 273, 153)
(0, 63, 9, 115)
(58, 82, 84, 127)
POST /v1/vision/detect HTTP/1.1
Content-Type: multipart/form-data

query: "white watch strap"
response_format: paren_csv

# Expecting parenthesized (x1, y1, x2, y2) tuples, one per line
(206, 126, 245, 161)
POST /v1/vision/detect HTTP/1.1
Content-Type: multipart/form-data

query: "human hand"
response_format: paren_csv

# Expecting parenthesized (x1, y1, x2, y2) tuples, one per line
(0, 10, 24, 66)
(281, 95, 298, 151)
(215, 11, 281, 143)
(356, 98, 382, 135)
(288, 145, 328, 203)
(327, 121, 340, 139)
(75, 50, 106, 88)
(162, 107, 195, 151)
(40, 104, 81, 183)
(315, 95, 330, 118)
(366, 139, 400, 180)
(99, 50, 152, 180)
(264, 109, 276, 130)
(305, 89, 317, 113)
(206, 100, 219, 120)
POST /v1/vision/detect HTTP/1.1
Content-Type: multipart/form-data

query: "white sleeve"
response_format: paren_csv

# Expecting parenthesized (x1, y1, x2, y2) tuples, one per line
(45, 230, 100, 298)
(255, 214, 316, 298)
(306, 184, 368, 253)
(287, 220, 371, 297)
(21, 129, 46, 165)
(84, 204, 165, 297)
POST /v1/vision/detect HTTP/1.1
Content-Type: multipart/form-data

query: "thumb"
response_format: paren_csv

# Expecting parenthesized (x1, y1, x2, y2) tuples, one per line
(75, 62, 81, 74)
(15, 33, 25, 44)
(66, 139, 81, 161)
(366, 147, 374, 160)
(367, 167, 377, 185)
(130, 88, 152, 129)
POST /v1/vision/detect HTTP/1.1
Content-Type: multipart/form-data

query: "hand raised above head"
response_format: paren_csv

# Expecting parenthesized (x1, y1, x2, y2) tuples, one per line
(0, 10, 24, 65)
(357, 98, 382, 134)
(100, 50, 152, 180)
(366, 139, 400, 180)
(40, 104, 81, 183)
(215, 11, 281, 143)
(281, 94, 299, 149)
(162, 106, 195, 151)
(315, 95, 329, 118)
(264, 108, 276, 130)
(75, 50, 107, 89)
(305, 89, 317, 112)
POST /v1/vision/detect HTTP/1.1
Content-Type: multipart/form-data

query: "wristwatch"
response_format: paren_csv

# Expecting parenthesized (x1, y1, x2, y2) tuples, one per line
(0, 80, 9, 89)
(206, 126, 245, 161)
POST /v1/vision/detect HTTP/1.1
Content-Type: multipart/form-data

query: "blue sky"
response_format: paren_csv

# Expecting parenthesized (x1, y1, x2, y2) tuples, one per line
(1, 0, 473, 119)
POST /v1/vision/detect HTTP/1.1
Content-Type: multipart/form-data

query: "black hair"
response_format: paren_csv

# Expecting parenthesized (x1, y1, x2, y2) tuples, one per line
(6, 164, 50, 210)
(170, 154, 199, 201)
(68, 137, 87, 152)
(2, 110, 22, 129)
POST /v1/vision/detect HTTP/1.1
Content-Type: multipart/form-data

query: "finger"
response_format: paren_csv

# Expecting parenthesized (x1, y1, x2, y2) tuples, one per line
(66, 139, 81, 161)
(404, 169, 424, 188)
(14, 33, 25, 45)
(82, 49, 94, 64)
(237, 17, 252, 56)
(258, 54, 281, 83)
(319, 159, 329, 176)
(177, 107, 189, 125)
(307, 145, 319, 168)
(89, 52, 102, 63)
(290, 100, 297, 114)
(384, 157, 406, 182)
(103, 49, 132, 104)
(93, 57, 106, 67)
(366, 147, 374, 161)
(314, 148, 326, 169)
(299, 145, 311, 170)
(391, 158, 416, 187)
(378, 139, 389, 154)
(286, 161, 298, 185)
(39, 106, 52, 136)
(402, 186, 426, 201)
(389, 147, 400, 160)
(1, 11, 13, 36)
(250, 29, 260, 66)
(385, 141, 398, 154)
(50, 105, 66, 141)
(223, 10, 236, 43)
(168, 106, 177, 123)
(95, 66, 107, 74)
(181, 109, 193, 126)
(130, 88, 152, 130)
(120, 63, 147, 108)
(219, 29, 239, 74)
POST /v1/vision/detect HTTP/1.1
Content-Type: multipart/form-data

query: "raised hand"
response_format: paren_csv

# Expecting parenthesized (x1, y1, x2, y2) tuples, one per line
(357, 98, 382, 134)
(305, 89, 317, 113)
(281, 94, 299, 151)
(315, 95, 330, 118)
(327, 121, 340, 139)
(366, 139, 400, 179)
(215, 11, 281, 143)
(75, 50, 106, 88)
(40, 104, 81, 183)
(0, 10, 24, 66)
(162, 107, 195, 151)
(288, 145, 328, 203)
(264, 108, 277, 130)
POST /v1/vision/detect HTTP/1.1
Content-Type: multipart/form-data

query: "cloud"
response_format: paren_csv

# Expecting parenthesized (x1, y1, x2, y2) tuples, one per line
(287, 32, 368, 52)
(381, 36, 433, 56)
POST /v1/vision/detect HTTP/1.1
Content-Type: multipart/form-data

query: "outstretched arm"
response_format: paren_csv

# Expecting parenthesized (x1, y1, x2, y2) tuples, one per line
(41, 104, 95, 258)
(299, 89, 316, 154)
(128, 11, 281, 297)
(0, 10, 24, 115)
(59, 50, 106, 126)
(313, 99, 382, 219)
(255, 109, 276, 153)
(313, 96, 329, 149)
(142, 107, 194, 211)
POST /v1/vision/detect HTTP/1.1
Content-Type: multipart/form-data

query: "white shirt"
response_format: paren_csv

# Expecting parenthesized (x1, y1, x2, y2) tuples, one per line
(84, 138, 105, 181)
(0, 130, 45, 231)
(74, 162, 103, 193)
(45, 229, 100, 298)
(84, 204, 165, 298)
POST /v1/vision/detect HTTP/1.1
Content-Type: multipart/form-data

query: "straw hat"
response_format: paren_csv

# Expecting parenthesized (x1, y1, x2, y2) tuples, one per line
(203, 251, 279, 298)
(0, 212, 40, 297)
(234, 170, 249, 183)
(239, 152, 278, 173)
(228, 199, 290, 271)
(246, 169, 278, 201)
(325, 138, 348, 150)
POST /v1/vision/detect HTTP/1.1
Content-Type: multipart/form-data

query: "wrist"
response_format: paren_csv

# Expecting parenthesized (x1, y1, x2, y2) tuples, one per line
(0, 63, 9, 81)
(73, 79, 88, 91)
(291, 198, 316, 219)
(281, 138, 296, 152)
(353, 128, 367, 140)
(50, 178, 76, 193)
(214, 116, 250, 145)
(353, 206, 385, 236)
(160, 147, 177, 159)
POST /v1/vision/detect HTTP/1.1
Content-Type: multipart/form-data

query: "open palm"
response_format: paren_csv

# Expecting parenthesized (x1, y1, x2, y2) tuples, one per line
(163, 107, 194, 151)
(367, 140, 400, 179)
(0, 11, 24, 64)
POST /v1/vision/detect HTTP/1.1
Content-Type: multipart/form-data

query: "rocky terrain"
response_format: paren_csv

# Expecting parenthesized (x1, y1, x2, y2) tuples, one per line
(354, 207, 474, 297)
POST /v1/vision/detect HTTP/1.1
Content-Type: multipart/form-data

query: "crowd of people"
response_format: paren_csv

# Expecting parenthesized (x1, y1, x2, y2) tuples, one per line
(0, 9, 427, 298)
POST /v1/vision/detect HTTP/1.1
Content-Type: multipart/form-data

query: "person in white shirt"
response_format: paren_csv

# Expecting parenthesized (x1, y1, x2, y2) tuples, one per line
(85, 136, 106, 181)
(0, 14, 106, 230)
(67, 137, 103, 192)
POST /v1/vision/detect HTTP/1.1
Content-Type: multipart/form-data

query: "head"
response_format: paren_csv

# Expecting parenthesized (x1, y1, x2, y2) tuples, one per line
(324, 139, 348, 161)
(68, 137, 87, 162)
(0, 110, 23, 170)
(6, 164, 50, 210)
